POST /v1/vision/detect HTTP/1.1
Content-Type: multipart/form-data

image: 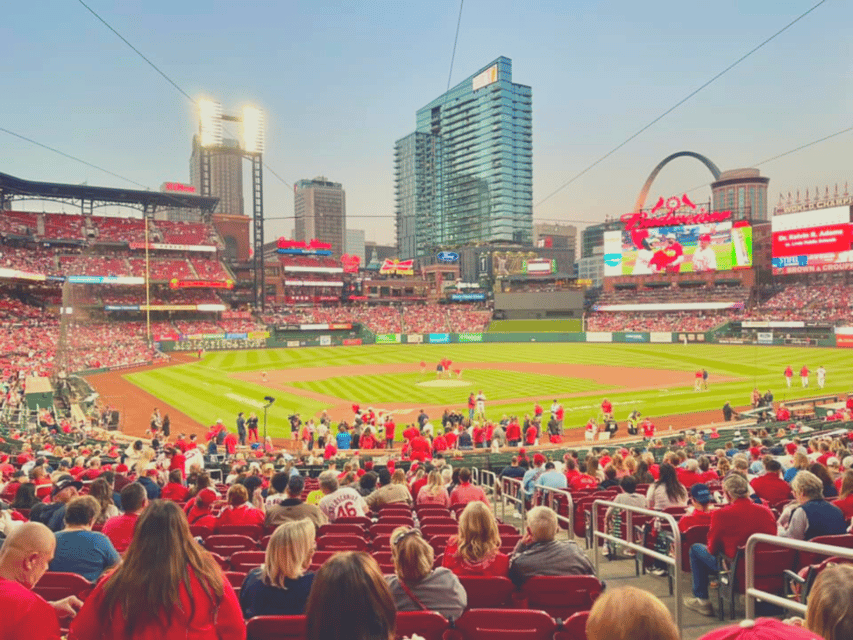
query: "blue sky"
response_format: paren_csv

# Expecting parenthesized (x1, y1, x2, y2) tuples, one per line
(1, 0, 850, 246)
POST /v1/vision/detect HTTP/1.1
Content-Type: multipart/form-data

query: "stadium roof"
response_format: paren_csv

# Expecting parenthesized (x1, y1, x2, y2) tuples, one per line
(0, 171, 219, 212)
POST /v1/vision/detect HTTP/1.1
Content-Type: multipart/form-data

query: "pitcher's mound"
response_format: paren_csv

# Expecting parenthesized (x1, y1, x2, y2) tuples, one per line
(417, 379, 473, 388)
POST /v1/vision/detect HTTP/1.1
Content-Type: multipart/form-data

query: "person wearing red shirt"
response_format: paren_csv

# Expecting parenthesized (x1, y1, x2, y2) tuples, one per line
(0, 455, 15, 480)
(750, 458, 793, 506)
(444, 430, 457, 450)
(678, 484, 715, 533)
(484, 422, 495, 447)
(432, 432, 448, 454)
(160, 470, 190, 503)
(186, 489, 218, 528)
(832, 470, 853, 521)
(403, 425, 419, 442)
(677, 460, 703, 489)
(563, 457, 581, 486)
(661, 234, 685, 273)
(409, 434, 432, 462)
(173, 435, 189, 453)
(410, 472, 429, 502)
(216, 485, 264, 531)
(525, 424, 538, 446)
(506, 420, 521, 447)
(601, 398, 613, 417)
(166, 448, 186, 480)
(323, 442, 337, 460)
(534, 402, 543, 418)
(784, 365, 793, 388)
(0, 522, 84, 640)
(442, 501, 508, 577)
(68, 500, 245, 640)
(450, 468, 490, 508)
(102, 483, 148, 554)
(555, 405, 564, 429)
(472, 424, 485, 448)
(684, 474, 777, 616)
(223, 431, 238, 458)
(384, 417, 395, 449)
(641, 418, 655, 439)
(776, 405, 790, 421)
(360, 429, 377, 450)
(800, 365, 809, 388)
(569, 468, 599, 492)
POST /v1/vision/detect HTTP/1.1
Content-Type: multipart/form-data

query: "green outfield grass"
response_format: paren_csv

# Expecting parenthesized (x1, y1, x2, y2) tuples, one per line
(124, 343, 853, 439)
(487, 318, 583, 332)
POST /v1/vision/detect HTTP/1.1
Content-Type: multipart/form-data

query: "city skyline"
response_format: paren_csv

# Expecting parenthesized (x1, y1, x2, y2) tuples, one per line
(2, 1, 851, 249)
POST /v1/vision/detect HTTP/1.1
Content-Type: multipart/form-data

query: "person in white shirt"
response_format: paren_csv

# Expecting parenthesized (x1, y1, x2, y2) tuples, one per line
(317, 471, 368, 522)
(691, 234, 717, 272)
(816, 366, 826, 389)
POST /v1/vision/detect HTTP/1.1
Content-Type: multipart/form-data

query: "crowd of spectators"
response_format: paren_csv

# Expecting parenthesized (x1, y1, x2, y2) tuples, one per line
(587, 311, 733, 332)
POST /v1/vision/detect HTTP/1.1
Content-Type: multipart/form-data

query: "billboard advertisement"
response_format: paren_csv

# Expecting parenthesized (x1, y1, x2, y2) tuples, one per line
(771, 206, 853, 275)
(604, 219, 752, 276)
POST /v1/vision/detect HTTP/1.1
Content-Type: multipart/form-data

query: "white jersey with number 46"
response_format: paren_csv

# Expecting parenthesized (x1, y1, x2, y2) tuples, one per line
(319, 487, 368, 521)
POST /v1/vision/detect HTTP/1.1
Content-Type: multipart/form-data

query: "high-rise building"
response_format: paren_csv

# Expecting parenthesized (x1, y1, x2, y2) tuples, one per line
(533, 222, 577, 262)
(345, 228, 366, 262)
(711, 168, 770, 222)
(395, 57, 533, 260)
(294, 177, 346, 258)
(189, 136, 244, 217)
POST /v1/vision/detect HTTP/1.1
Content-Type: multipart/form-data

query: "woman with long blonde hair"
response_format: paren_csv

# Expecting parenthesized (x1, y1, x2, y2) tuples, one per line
(239, 518, 316, 618)
(416, 470, 450, 507)
(68, 500, 244, 639)
(442, 501, 508, 576)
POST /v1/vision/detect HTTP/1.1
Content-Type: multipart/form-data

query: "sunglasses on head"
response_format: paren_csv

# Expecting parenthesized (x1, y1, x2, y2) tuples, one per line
(392, 528, 422, 547)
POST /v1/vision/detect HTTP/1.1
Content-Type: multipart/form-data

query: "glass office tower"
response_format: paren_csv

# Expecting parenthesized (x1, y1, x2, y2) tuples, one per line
(395, 57, 533, 260)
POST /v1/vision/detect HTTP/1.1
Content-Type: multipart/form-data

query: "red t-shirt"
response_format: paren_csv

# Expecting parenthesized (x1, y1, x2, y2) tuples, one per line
(445, 432, 457, 449)
(525, 427, 537, 445)
(570, 474, 599, 492)
(101, 513, 140, 554)
(216, 504, 264, 529)
(433, 435, 448, 453)
(800, 367, 809, 377)
(506, 423, 521, 442)
(160, 482, 189, 503)
(601, 401, 612, 414)
(473, 426, 485, 444)
(384, 421, 395, 440)
(678, 508, 714, 533)
(0, 577, 61, 640)
(442, 540, 509, 577)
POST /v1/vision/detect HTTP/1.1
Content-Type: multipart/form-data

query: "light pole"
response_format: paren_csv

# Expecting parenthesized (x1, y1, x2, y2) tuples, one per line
(262, 396, 275, 441)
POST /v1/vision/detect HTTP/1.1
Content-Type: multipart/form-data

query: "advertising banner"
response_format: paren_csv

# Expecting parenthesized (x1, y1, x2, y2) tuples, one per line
(330, 323, 353, 330)
(837, 334, 853, 348)
(104, 305, 140, 311)
(771, 206, 853, 275)
(171, 337, 266, 351)
(742, 321, 804, 329)
(153, 333, 180, 342)
(247, 331, 270, 340)
(757, 332, 774, 345)
(128, 242, 216, 253)
(376, 334, 401, 344)
(319, 335, 332, 346)
(225, 333, 248, 340)
(140, 304, 197, 311)
(68, 275, 145, 285)
(221, 311, 252, 320)
(287, 340, 301, 347)
(458, 333, 484, 343)
(451, 293, 486, 301)
(0, 268, 45, 282)
(595, 302, 742, 312)
(169, 279, 234, 289)
(623, 332, 648, 343)
(379, 259, 414, 276)
(586, 332, 613, 343)
(650, 332, 672, 343)
(406, 334, 424, 344)
(342, 338, 363, 346)
(429, 333, 450, 344)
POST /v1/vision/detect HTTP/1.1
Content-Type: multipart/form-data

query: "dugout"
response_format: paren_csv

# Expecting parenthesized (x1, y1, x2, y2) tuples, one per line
(493, 290, 583, 320)
(25, 376, 54, 412)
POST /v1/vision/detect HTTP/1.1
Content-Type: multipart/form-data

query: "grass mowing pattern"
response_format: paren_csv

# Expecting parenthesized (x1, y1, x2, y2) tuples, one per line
(125, 343, 853, 439)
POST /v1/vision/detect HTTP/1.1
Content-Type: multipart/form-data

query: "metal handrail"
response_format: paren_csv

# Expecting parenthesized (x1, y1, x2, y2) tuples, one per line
(592, 500, 683, 636)
(534, 485, 574, 540)
(744, 533, 853, 619)
(499, 476, 527, 528)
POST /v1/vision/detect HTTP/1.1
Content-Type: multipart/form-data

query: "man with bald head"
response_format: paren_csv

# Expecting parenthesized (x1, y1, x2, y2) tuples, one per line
(0, 522, 83, 639)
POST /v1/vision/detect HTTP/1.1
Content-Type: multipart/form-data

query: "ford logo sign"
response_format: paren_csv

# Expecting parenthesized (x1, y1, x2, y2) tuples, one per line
(437, 251, 459, 262)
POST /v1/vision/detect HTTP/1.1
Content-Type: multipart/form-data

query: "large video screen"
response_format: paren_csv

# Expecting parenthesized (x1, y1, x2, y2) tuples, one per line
(772, 206, 853, 275)
(603, 220, 752, 276)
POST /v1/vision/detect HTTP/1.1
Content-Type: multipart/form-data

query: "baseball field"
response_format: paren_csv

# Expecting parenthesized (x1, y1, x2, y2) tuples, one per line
(107, 343, 853, 441)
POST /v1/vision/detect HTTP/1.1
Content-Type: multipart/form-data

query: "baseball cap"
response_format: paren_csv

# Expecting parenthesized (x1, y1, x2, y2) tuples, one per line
(116, 463, 129, 473)
(51, 474, 83, 497)
(533, 453, 546, 465)
(750, 447, 761, 458)
(196, 488, 217, 505)
(690, 483, 712, 505)
(785, 442, 798, 454)
(697, 618, 821, 640)
(827, 456, 840, 468)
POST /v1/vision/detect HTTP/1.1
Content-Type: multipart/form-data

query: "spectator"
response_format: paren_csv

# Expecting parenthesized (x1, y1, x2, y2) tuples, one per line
(68, 500, 244, 639)
(265, 475, 327, 531)
(646, 463, 688, 511)
(804, 564, 853, 640)
(508, 505, 594, 586)
(48, 496, 119, 582)
(832, 469, 853, 520)
(450, 468, 490, 508)
(239, 519, 315, 618)
(684, 474, 777, 617)
(443, 501, 509, 577)
(101, 483, 148, 554)
(777, 470, 846, 540)
(750, 458, 793, 506)
(216, 484, 264, 530)
(89, 478, 120, 525)
(305, 552, 395, 640)
(678, 484, 715, 533)
(809, 463, 839, 498)
(9, 483, 39, 511)
(537, 461, 568, 489)
(416, 470, 450, 507)
(587, 586, 679, 640)
(366, 469, 412, 510)
(29, 474, 82, 532)
(603, 475, 647, 559)
(160, 469, 189, 503)
(317, 471, 368, 522)
(386, 526, 467, 619)
(185, 488, 218, 529)
(697, 618, 821, 640)
(0, 522, 85, 639)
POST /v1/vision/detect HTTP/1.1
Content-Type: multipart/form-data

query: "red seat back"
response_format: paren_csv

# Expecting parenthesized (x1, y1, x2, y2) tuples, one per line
(309, 550, 337, 571)
(396, 611, 449, 640)
(33, 572, 92, 602)
(189, 524, 213, 540)
(223, 570, 246, 594)
(554, 611, 589, 640)
(518, 575, 603, 620)
(377, 515, 415, 526)
(246, 615, 306, 640)
(797, 534, 853, 570)
(217, 524, 263, 539)
(229, 550, 266, 572)
(205, 534, 258, 556)
(731, 543, 797, 595)
(681, 525, 710, 572)
(334, 515, 372, 527)
(421, 524, 459, 538)
(318, 523, 368, 537)
(449, 609, 557, 640)
(316, 534, 369, 551)
(419, 516, 457, 527)
(458, 576, 515, 609)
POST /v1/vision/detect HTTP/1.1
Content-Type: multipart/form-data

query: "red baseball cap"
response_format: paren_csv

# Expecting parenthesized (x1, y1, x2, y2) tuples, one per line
(196, 488, 217, 505)
(116, 464, 128, 473)
(533, 453, 546, 465)
(697, 618, 821, 640)
(750, 447, 761, 458)
(785, 442, 798, 454)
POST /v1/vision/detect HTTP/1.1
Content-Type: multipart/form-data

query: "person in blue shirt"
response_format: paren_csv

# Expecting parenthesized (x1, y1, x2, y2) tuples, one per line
(336, 424, 352, 450)
(49, 495, 120, 583)
(240, 518, 316, 618)
(537, 462, 568, 490)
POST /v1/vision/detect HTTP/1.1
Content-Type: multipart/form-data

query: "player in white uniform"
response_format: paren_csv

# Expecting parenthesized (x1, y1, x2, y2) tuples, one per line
(816, 365, 826, 390)
(475, 390, 487, 421)
(691, 234, 717, 272)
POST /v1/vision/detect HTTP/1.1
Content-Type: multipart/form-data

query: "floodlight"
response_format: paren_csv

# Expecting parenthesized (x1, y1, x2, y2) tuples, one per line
(242, 106, 265, 154)
(264, 396, 276, 404)
(198, 98, 223, 147)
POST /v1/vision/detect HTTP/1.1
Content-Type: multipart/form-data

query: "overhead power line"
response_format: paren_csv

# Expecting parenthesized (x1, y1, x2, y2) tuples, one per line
(534, 0, 829, 209)
(446, 0, 465, 91)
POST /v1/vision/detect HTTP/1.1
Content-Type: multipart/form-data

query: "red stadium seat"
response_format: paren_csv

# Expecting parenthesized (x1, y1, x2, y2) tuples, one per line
(209, 552, 229, 570)
(33, 572, 93, 602)
(216, 524, 263, 539)
(223, 571, 246, 596)
(717, 542, 797, 620)
(421, 524, 459, 538)
(680, 525, 711, 572)
(795, 533, 853, 570)
(497, 523, 518, 536)
(515, 575, 603, 620)
(427, 534, 452, 554)
(309, 550, 337, 571)
(246, 615, 306, 640)
(373, 550, 395, 574)
(205, 534, 258, 556)
(458, 576, 515, 609)
(316, 534, 369, 552)
(229, 551, 266, 572)
(260, 534, 272, 550)
(372, 534, 393, 551)
(499, 534, 521, 555)
(318, 523, 368, 537)
(370, 523, 401, 537)
(448, 608, 557, 640)
(334, 515, 372, 527)
(395, 611, 449, 640)
(189, 524, 213, 540)
(553, 611, 589, 640)
(418, 516, 457, 527)
(377, 515, 414, 527)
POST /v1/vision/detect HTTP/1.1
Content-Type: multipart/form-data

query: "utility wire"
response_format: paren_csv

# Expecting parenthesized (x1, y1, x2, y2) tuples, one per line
(534, 0, 829, 208)
(446, 0, 464, 91)
(0, 126, 149, 189)
(76, 0, 292, 190)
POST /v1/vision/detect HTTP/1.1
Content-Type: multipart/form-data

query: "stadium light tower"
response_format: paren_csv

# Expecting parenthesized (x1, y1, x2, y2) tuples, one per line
(196, 99, 266, 311)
